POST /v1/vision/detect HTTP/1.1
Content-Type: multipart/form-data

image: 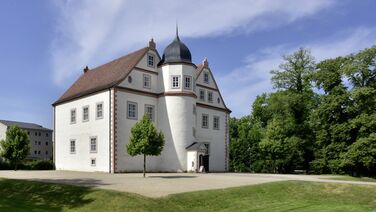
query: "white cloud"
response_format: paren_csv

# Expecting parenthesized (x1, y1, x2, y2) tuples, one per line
(217, 27, 376, 118)
(51, 0, 335, 85)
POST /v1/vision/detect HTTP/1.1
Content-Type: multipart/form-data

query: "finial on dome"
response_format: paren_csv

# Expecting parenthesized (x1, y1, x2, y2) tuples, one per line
(203, 57, 209, 67)
(175, 22, 180, 41)
(148, 38, 156, 49)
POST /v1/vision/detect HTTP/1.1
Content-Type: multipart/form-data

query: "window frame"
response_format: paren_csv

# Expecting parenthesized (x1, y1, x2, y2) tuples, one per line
(82, 105, 89, 122)
(208, 91, 213, 103)
(147, 53, 155, 67)
(127, 101, 138, 120)
(171, 75, 180, 89)
(184, 75, 192, 90)
(90, 136, 97, 153)
(70, 139, 76, 154)
(202, 114, 209, 129)
(96, 102, 104, 120)
(143, 74, 151, 89)
(199, 89, 205, 101)
(213, 116, 220, 130)
(70, 108, 77, 124)
(144, 104, 155, 121)
(203, 72, 209, 84)
(91, 158, 96, 166)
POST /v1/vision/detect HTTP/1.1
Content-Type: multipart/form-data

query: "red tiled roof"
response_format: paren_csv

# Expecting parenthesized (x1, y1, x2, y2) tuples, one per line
(53, 47, 149, 105)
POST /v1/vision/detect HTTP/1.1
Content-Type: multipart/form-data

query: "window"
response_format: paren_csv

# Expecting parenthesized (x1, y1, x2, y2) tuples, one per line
(217, 97, 221, 104)
(193, 104, 196, 115)
(34, 150, 37, 155)
(38, 132, 41, 136)
(199, 89, 205, 101)
(91, 158, 96, 166)
(143, 74, 151, 89)
(202, 114, 209, 128)
(38, 141, 41, 145)
(35, 132, 37, 136)
(70, 139, 76, 154)
(204, 72, 209, 83)
(46, 151, 48, 155)
(83, 106, 89, 122)
(213, 116, 220, 130)
(96, 102, 103, 119)
(90, 137, 97, 153)
(147, 54, 154, 67)
(46, 142, 48, 146)
(127, 102, 138, 120)
(46, 133, 48, 137)
(171, 76, 180, 88)
(38, 151, 41, 155)
(208, 91, 213, 103)
(144, 104, 155, 121)
(35, 141, 37, 145)
(184, 75, 192, 89)
(27, 131, 30, 135)
(70, 109, 76, 124)
(128, 76, 132, 83)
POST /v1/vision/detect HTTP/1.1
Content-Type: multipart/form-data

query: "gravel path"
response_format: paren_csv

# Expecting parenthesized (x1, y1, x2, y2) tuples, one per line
(0, 171, 375, 197)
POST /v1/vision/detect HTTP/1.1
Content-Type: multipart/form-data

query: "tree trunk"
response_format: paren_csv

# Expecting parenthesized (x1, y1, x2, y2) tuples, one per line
(14, 162, 17, 171)
(143, 154, 146, 178)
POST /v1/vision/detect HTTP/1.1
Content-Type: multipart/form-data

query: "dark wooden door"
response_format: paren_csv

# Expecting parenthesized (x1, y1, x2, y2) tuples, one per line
(203, 155, 209, 172)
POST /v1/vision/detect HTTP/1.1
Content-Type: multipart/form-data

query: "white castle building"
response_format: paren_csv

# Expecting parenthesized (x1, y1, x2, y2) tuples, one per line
(53, 31, 231, 173)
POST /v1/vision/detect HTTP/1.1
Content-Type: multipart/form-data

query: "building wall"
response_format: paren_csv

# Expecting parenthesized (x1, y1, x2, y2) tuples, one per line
(115, 90, 161, 172)
(196, 106, 227, 172)
(26, 129, 53, 160)
(55, 90, 110, 172)
(0, 123, 6, 141)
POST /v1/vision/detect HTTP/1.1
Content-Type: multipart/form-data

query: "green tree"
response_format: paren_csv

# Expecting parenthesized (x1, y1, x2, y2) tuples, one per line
(0, 125, 30, 170)
(126, 115, 164, 177)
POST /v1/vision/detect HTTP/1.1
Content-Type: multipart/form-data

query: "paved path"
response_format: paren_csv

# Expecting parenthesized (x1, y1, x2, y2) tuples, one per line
(0, 171, 375, 197)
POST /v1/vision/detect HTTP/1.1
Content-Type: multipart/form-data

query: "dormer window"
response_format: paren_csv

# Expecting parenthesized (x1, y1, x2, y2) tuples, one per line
(204, 72, 209, 84)
(171, 76, 180, 89)
(147, 54, 154, 67)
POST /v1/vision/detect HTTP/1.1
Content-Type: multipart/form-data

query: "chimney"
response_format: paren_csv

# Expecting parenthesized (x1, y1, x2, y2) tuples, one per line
(148, 38, 156, 50)
(203, 57, 209, 68)
(83, 66, 89, 73)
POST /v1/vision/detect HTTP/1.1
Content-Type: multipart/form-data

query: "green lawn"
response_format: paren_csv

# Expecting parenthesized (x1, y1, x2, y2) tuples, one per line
(321, 176, 376, 183)
(0, 178, 375, 211)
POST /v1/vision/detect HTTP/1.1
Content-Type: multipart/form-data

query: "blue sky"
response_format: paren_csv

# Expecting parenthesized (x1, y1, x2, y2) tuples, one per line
(0, 0, 375, 128)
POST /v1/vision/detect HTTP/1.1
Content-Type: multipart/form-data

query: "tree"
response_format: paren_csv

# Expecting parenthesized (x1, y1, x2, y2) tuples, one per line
(126, 115, 164, 177)
(0, 125, 30, 170)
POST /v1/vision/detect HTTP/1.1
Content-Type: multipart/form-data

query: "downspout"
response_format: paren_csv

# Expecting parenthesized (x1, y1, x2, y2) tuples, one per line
(109, 88, 111, 173)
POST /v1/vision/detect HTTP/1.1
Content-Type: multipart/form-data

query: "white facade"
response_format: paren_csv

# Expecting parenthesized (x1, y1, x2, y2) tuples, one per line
(54, 38, 230, 173)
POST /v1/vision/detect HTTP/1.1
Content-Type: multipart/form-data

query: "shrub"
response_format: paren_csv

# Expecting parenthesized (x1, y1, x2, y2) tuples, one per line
(23, 159, 55, 170)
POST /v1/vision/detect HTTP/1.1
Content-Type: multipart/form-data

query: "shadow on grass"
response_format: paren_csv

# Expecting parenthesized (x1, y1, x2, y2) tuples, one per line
(148, 175, 197, 179)
(0, 178, 99, 211)
(28, 178, 110, 188)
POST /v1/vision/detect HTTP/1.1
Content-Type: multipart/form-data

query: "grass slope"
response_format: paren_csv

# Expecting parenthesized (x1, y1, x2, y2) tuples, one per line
(321, 176, 376, 183)
(0, 178, 375, 211)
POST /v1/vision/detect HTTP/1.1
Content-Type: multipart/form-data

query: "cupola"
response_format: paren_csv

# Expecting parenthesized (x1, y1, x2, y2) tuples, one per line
(159, 26, 192, 65)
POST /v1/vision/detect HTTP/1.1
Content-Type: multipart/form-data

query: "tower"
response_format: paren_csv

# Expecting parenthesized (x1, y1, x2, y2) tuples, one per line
(157, 27, 197, 171)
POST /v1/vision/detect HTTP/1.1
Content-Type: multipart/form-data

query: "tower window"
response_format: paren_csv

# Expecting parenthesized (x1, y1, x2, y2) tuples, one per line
(171, 76, 180, 89)
(143, 74, 151, 89)
(147, 54, 154, 67)
(184, 75, 192, 90)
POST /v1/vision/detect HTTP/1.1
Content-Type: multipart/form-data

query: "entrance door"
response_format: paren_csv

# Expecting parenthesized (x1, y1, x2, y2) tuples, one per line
(203, 155, 209, 172)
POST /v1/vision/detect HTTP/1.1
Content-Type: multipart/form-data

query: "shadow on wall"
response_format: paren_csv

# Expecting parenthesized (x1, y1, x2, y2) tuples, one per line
(0, 178, 96, 211)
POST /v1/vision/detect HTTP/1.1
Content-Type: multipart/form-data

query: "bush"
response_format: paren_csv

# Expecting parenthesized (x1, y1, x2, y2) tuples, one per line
(23, 159, 55, 170)
(0, 160, 11, 170)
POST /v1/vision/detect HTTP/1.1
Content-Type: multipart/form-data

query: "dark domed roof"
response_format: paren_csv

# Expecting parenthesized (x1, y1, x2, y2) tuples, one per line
(160, 28, 192, 65)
